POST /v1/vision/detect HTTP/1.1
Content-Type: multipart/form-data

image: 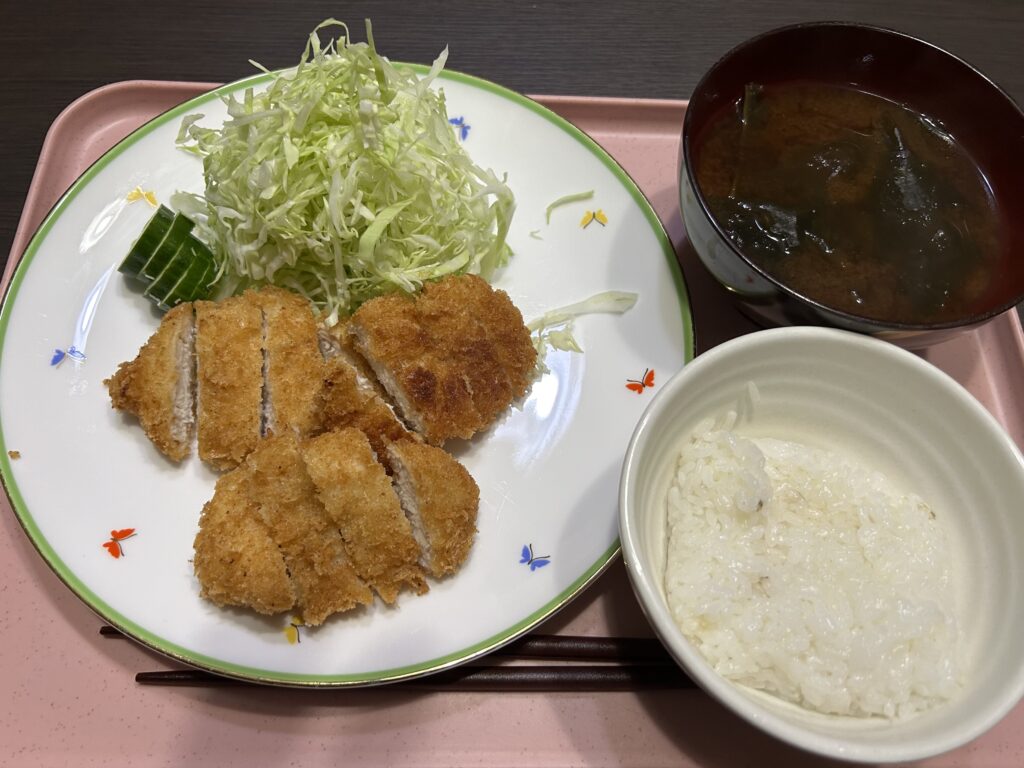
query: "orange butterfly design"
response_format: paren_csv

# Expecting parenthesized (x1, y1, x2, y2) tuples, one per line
(625, 368, 655, 394)
(103, 528, 137, 559)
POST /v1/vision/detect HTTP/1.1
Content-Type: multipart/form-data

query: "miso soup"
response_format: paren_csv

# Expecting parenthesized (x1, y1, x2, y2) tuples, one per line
(693, 81, 1002, 324)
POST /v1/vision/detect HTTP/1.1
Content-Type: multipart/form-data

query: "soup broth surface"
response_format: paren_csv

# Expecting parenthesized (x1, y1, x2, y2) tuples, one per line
(695, 82, 1002, 324)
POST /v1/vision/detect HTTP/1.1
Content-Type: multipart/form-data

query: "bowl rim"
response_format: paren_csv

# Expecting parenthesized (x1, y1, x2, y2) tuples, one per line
(679, 20, 1024, 331)
(618, 325, 1024, 762)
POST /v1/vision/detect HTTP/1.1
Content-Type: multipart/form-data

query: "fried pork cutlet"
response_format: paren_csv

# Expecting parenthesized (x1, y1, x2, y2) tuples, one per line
(420, 275, 536, 400)
(192, 467, 296, 615)
(318, 322, 392, 402)
(250, 286, 324, 438)
(302, 429, 428, 604)
(105, 302, 196, 462)
(195, 295, 264, 470)
(317, 355, 420, 471)
(347, 292, 483, 444)
(387, 440, 479, 578)
(244, 434, 373, 626)
(416, 295, 512, 429)
(348, 275, 537, 445)
(111, 275, 535, 467)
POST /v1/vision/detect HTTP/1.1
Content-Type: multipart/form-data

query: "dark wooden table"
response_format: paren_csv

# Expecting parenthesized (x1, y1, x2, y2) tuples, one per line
(4, 0, 1024, 270)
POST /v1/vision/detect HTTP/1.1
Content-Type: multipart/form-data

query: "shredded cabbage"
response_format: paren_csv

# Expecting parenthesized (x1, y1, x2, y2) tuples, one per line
(527, 291, 638, 332)
(528, 291, 639, 371)
(173, 19, 515, 324)
(544, 190, 594, 224)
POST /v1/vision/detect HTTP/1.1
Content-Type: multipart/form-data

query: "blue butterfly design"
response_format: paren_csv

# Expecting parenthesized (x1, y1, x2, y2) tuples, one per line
(520, 543, 551, 571)
(449, 116, 470, 141)
(50, 345, 86, 367)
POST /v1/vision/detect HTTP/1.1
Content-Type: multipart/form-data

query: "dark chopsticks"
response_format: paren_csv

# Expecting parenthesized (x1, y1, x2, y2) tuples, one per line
(496, 634, 672, 662)
(135, 664, 693, 691)
(100, 626, 694, 691)
(100, 626, 669, 662)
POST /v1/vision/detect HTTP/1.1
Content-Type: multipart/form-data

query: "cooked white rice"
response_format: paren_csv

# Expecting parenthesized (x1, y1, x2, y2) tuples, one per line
(664, 419, 962, 719)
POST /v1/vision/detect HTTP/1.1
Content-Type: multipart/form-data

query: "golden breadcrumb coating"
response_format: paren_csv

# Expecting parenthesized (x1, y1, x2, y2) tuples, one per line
(104, 302, 195, 462)
(387, 439, 479, 578)
(348, 275, 536, 445)
(317, 356, 420, 470)
(421, 275, 536, 400)
(416, 282, 513, 428)
(244, 434, 373, 626)
(396, 356, 485, 444)
(346, 292, 426, 363)
(321, 321, 392, 401)
(118, 278, 527, 622)
(195, 295, 263, 470)
(248, 286, 324, 437)
(348, 293, 485, 444)
(193, 467, 296, 614)
(302, 429, 428, 604)
(111, 277, 534, 465)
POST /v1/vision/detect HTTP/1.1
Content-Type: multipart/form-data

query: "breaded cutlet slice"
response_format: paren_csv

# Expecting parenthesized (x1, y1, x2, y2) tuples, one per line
(348, 291, 485, 445)
(302, 429, 428, 604)
(192, 467, 296, 615)
(415, 283, 514, 428)
(348, 275, 537, 445)
(346, 292, 426, 362)
(318, 321, 392, 401)
(386, 440, 479, 578)
(317, 355, 420, 471)
(420, 275, 537, 400)
(248, 286, 324, 438)
(104, 301, 196, 462)
(244, 434, 373, 626)
(398, 353, 483, 444)
(195, 295, 263, 470)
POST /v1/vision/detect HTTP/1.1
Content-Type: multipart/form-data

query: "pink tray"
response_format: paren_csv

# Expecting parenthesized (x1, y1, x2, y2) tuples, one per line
(3, 81, 1024, 767)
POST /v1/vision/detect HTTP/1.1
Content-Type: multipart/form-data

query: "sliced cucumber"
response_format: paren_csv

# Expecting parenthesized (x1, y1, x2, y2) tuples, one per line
(135, 213, 195, 283)
(151, 241, 217, 310)
(143, 239, 194, 302)
(119, 207, 218, 310)
(118, 205, 174, 278)
(179, 250, 217, 299)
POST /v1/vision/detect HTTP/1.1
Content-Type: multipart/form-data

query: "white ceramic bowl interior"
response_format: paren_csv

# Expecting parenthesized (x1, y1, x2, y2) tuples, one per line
(619, 326, 1024, 763)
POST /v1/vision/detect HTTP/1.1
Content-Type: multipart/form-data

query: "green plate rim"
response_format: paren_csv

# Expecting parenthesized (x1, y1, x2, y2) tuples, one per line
(0, 63, 695, 686)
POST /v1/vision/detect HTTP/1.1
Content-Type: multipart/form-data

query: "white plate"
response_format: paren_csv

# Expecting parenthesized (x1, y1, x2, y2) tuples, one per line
(0, 66, 693, 685)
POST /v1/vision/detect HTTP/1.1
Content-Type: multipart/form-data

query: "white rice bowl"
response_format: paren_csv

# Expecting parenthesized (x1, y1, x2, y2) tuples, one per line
(664, 418, 961, 720)
(618, 327, 1024, 763)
